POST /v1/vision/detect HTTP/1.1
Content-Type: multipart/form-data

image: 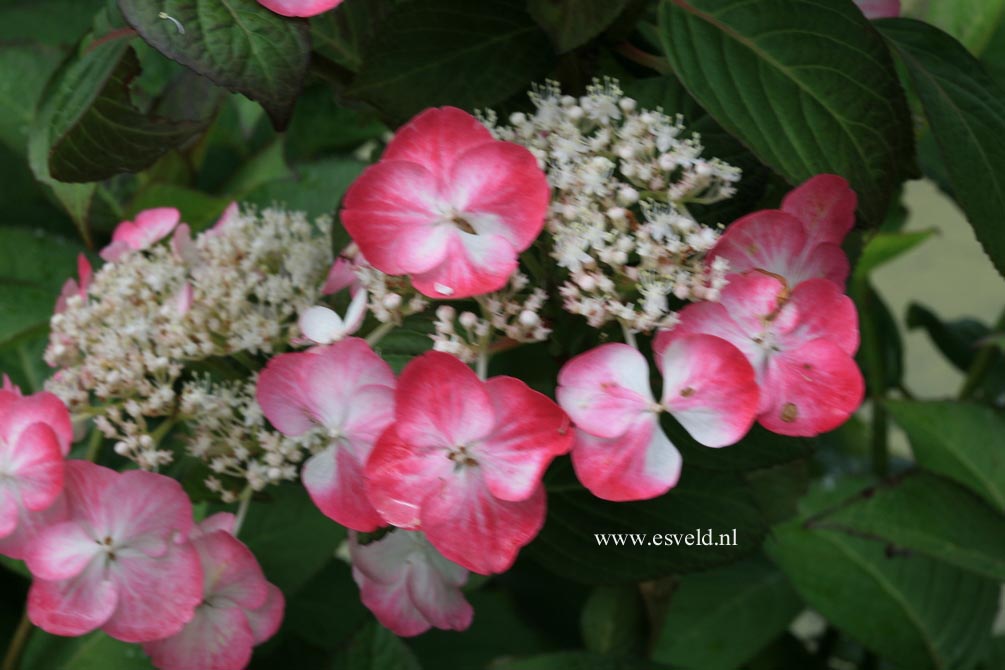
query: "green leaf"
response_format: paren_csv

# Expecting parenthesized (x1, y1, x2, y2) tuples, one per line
(886, 400, 1005, 513)
(23, 631, 153, 670)
(117, 0, 310, 129)
(853, 229, 935, 280)
(528, 462, 766, 583)
(879, 18, 1005, 278)
(744, 459, 809, 525)
(813, 471, 1005, 581)
(659, 0, 915, 224)
(580, 586, 645, 656)
(0, 228, 82, 349)
(0, 45, 63, 155)
(854, 282, 903, 393)
(903, 0, 1005, 55)
(311, 0, 397, 72)
(0, 0, 107, 46)
(652, 556, 802, 670)
(284, 560, 369, 651)
(244, 157, 367, 220)
(284, 84, 388, 162)
(768, 520, 998, 670)
(490, 654, 671, 670)
(128, 183, 231, 232)
(47, 46, 206, 183)
(906, 303, 988, 370)
(528, 0, 629, 52)
(669, 423, 810, 473)
(349, 0, 554, 125)
(238, 483, 346, 593)
(332, 622, 422, 670)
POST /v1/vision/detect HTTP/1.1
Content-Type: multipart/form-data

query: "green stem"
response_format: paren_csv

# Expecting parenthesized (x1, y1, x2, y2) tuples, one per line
(620, 322, 638, 349)
(231, 351, 259, 372)
(233, 487, 253, 537)
(2, 611, 33, 670)
(365, 322, 396, 346)
(615, 42, 674, 74)
(958, 307, 1005, 400)
(84, 427, 103, 463)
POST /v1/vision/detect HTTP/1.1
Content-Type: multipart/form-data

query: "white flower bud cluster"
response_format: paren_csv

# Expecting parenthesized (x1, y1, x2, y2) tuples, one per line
(45, 207, 333, 474)
(430, 272, 550, 361)
(356, 262, 429, 324)
(181, 376, 326, 502)
(485, 78, 739, 334)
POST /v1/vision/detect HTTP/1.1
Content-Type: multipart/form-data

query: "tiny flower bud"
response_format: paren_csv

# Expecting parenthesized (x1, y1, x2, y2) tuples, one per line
(459, 311, 479, 329)
(617, 187, 639, 206)
(518, 310, 540, 328)
(436, 305, 456, 321)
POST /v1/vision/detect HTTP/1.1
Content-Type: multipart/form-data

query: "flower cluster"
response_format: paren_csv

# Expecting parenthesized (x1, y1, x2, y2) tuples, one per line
(0, 383, 283, 669)
(45, 205, 333, 473)
(485, 79, 739, 334)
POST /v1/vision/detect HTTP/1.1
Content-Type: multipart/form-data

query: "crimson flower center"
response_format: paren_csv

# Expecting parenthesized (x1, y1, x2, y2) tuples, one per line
(447, 444, 479, 469)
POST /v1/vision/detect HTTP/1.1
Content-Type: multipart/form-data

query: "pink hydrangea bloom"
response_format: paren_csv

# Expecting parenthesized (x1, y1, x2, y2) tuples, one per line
(100, 208, 181, 262)
(25, 461, 202, 642)
(0, 389, 73, 558)
(257, 0, 344, 17)
(709, 175, 856, 289)
(342, 107, 550, 299)
(54, 254, 92, 314)
(855, 0, 900, 19)
(557, 337, 758, 501)
(322, 246, 362, 296)
(365, 352, 572, 574)
(298, 290, 368, 345)
(350, 529, 473, 637)
(656, 273, 864, 437)
(257, 338, 395, 531)
(143, 514, 284, 670)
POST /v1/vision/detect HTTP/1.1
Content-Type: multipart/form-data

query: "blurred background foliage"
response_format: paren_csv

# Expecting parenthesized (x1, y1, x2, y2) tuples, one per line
(0, 0, 1004, 669)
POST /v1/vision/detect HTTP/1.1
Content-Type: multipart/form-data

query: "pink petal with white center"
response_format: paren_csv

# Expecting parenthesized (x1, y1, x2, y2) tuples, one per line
(256, 0, 344, 17)
(93, 470, 195, 558)
(382, 107, 495, 178)
(366, 425, 452, 529)
(195, 532, 267, 611)
(350, 530, 471, 637)
(0, 493, 67, 560)
(60, 461, 118, 529)
(0, 391, 73, 455)
(175, 283, 194, 316)
(478, 377, 573, 502)
(571, 418, 682, 502)
(256, 353, 313, 435)
(143, 604, 255, 670)
(341, 161, 449, 275)
(785, 278, 860, 355)
(55, 254, 91, 314)
(171, 224, 198, 264)
(393, 352, 494, 450)
(355, 570, 432, 637)
(196, 512, 237, 537)
(759, 339, 865, 437)
(781, 175, 857, 247)
(658, 334, 759, 448)
(407, 553, 474, 631)
(28, 559, 119, 636)
(246, 583, 284, 644)
(556, 343, 655, 439)
(302, 443, 384, 531)
(2, 422, 63, 512)
(211, 201, 241, 234)
(421, 470, 546, 575)
(855, 0, 900, 19)
(708, 210, 807, 282)
(0, 488, 17, 537)
(447, 141, 550, 251)
(24, 520, 97, 580)
(99, 241, 130, 263)
(410, 231, 518, 299)
(101, 538, 203, 642)
(299, 305, 346, 344)
(1, 375, 18, 394)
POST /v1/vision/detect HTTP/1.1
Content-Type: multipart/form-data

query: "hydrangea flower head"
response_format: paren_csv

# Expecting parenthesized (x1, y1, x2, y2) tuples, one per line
(657, 273, 864, 437)
(350, 529, 472, 637)
(142, 514, 283, 670)
(365, 351, 572, 574)
(342, 107, 550, 299)
(557, 337, 758, 501)
(257, 338, 396, 531)
(25, 461, 202, 642)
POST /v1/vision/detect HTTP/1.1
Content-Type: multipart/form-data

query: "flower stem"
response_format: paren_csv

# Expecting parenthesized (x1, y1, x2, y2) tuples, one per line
(2, 611, 33, 670)
(620, 322, 638, 349)
(84, 426, 103, 463)
(365, 321, 395, 346)
(233, 487, 253, 537)
(615, 42, 673, 75)
(476, 351, 489, 381)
